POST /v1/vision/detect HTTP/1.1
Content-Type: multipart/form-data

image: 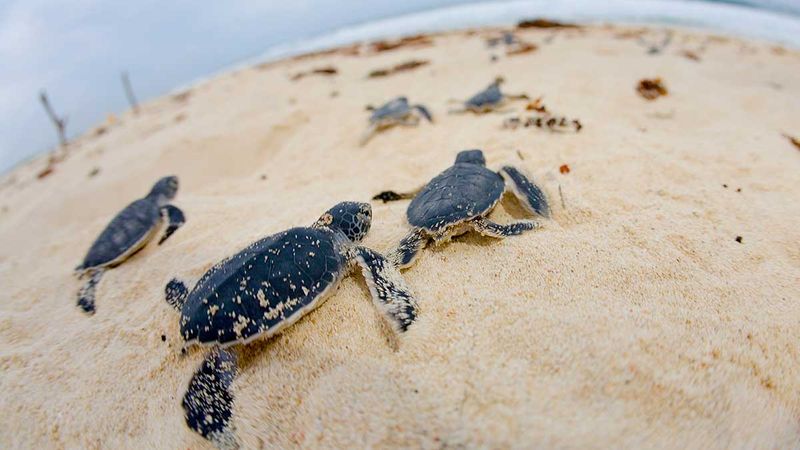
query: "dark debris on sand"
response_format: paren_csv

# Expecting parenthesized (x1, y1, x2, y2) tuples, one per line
(517, 18, 578, 29)
(368, 59, 429, 78)
(369, 35, 433, 53)
(291, 66, 338, 81)
(637, 78, 668, 100)
(783, 134, 800, 151)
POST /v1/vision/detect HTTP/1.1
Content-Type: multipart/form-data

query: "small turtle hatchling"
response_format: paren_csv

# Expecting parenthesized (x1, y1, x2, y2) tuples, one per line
(361, 96, 433, 145)
(449, 77, 529, 114)
(75, 176, 185, 314)
(164, 201, 417, 448)
(373, 149, 549, 269)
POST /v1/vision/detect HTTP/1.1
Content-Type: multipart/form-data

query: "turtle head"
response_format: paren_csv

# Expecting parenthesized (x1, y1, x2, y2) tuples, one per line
(314, 201, 372, 243)
(147, 176, 179, 205)
(455, 149, 486, 166)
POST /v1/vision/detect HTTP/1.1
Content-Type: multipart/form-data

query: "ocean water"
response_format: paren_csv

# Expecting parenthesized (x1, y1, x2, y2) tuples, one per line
(1, 0, 798, 173)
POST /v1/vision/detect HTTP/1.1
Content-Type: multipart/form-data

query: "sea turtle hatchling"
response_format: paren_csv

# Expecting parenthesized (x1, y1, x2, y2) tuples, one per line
(360, 96, 433, 145)
(373, 149, 549, 269)
(448, 77, 529, 114)
(164, 201, 417, 448)
(75, 176, 185, 314)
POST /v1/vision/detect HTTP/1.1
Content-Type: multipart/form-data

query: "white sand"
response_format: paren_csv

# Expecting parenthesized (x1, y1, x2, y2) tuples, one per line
(1, 25, 799, 449)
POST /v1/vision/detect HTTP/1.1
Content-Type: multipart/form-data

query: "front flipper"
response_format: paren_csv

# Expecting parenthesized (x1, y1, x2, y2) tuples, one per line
(159, 205, 185, 245)
(77, 268, 105, 315)
(500, 166, 550, 218)
(165, 278, 189, 311)
(413, 104, 433, 122)
(372, 190, 417, 203)
(183, 348, 239, 450)
(387, 228, 428, 269)
(353, 246, 418, 334)
(471, 216, 540, 238)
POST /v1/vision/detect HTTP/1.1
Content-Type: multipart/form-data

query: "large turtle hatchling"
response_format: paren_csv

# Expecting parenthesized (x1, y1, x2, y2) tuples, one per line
(164, 201, 418, 449)
(373, 149, 549, 269)
(75, 176, 185, 314)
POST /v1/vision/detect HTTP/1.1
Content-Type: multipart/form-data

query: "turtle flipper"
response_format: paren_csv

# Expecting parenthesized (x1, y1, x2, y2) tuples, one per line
(77, 268, 105, 315)
(372, 190, 417, 203)
(183, 348, 239, 450)
(165, 278, 189, 311)
(413, 104, 433, 122)
(471, 216, 540, 238)
(500, 166, 550, 218)
(158, 205, 185, 245)
(387, 228, 428, 269)
(353, 246, 418, 334)
(359, 123, 378, 146)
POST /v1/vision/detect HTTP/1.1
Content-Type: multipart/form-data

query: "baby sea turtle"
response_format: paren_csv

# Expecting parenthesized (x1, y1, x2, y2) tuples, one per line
(449, 77, 529, 114)
(373, 149, 548, 269)
(75, 176, 185, 314)
(164, 201, 417, 448)
(360, 96, 433, 145)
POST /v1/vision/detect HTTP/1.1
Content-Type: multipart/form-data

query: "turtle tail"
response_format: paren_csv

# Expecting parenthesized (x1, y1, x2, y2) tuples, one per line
(165, 278, 189, 311)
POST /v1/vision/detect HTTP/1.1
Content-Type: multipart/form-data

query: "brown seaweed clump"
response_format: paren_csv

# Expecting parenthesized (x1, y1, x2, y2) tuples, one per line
(783, 134, 800, 151)
(368, 60, 429, 78)
(637, 78, 668, 100)
(517, 18, 578, 29)
(291, 66, 338, 81)
(369, 35, 433, 53)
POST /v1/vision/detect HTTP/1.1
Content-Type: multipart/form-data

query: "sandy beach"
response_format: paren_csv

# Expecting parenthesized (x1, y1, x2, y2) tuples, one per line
(1, 23, 799, 449)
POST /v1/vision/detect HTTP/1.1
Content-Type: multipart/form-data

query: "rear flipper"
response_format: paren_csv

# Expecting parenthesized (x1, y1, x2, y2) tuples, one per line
(353, 246, 418, 334)
(471, 216, 540, 238)
(77, 268, 105, 315)
(359, 123, 378, 146)
(183, 348, 239, 450)
(500, 166, 550, 218)
(413, 104, 433, 122)
(165, 278, 189, 310)
(387, 228, 428, 269)
(159, 205, 185, 245)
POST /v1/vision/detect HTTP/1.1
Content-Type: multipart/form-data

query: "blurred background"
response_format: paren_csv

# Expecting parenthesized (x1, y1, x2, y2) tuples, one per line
(1, 0, 799, 173)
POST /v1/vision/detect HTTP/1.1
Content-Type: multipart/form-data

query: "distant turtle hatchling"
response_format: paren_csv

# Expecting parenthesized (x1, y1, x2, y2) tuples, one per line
(360, 96, 433, 145)
(373, 149, 549, 269)
(449, 77, 529, 114)
(164, 201, 418, 449)
(75, 176, 185, 314)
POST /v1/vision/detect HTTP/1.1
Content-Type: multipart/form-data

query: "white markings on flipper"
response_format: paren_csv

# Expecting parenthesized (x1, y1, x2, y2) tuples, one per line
(353, 246, 418, 336)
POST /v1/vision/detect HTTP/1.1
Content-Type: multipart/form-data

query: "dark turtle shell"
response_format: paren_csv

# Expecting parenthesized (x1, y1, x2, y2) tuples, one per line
(466, 83, 503, 108)
(407, 163, 505, 232)
(179, 227, 346, 346)
(79, 198, 161, 269)
(370, 97, 410, 123)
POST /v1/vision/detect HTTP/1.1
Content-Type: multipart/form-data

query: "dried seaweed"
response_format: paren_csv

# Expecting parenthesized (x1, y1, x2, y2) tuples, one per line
(368, 59, 429, 78)
(680, 50, 701, 61)
(291, 66, 338, 81)
(504, 113, 582, 133)
(506, 42, 538, 56)
(517, 19, 578, 29)
(783, 134, 800, 151)
(637, 78, 668, 100)
(369, 35, 433, 53)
